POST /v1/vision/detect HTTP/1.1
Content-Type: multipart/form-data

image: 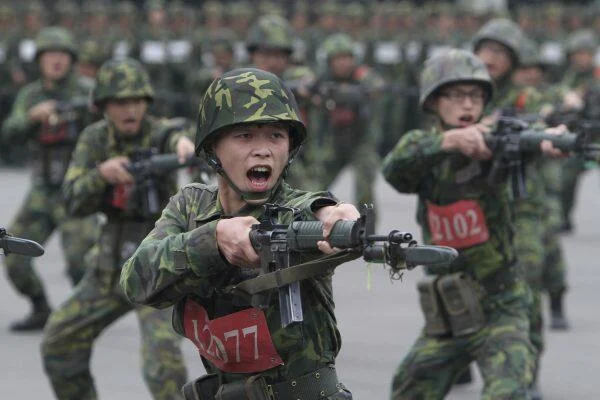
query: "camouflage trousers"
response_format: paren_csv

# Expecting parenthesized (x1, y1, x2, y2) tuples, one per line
(559, 155, 587, 226)
(41, 245, 187, 400)
(390, 281, 534, 400)
(3, 185, 99, 299)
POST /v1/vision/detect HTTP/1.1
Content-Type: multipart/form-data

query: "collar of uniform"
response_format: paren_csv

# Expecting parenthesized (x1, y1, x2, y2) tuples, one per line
(193, 181, 292, 223)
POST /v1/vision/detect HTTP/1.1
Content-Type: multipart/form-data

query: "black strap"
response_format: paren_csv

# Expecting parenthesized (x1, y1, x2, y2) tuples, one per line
(228, 251, 359, 298)
(270, 365, 343, 399)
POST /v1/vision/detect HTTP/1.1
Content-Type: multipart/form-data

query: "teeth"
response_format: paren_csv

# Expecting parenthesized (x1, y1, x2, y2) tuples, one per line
(252, 167, 270, 172)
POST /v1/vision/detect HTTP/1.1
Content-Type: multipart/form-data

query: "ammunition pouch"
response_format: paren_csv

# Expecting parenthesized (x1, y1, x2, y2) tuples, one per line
(33, 145, 73, 187)
(182, 366, 343, 400)
(437, 273, 486, 337)
(417, 276, 451, 336)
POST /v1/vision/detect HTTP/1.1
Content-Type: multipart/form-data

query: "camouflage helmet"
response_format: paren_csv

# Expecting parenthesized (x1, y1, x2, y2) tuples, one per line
(195, 68, 306, 158)
(54, 0, 79, 16)
(79, 39, 108, 66)
(34, 27, 78, 60)
(565, 29, 598, 54)
(92, 58, 154, 107)
(321, 33, 355, 60)
(472, 18, 525, 64)
(518, 37, 542, 67)
(420, 48, 493, 112)
(246, 15, 294, 54)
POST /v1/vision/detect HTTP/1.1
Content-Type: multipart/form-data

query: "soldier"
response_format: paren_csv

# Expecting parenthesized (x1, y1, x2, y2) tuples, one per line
(111, 0, 139, 60)
(309, 33, 384, 209)
(558, 29, 598, 234)
(41, 57, 192, 399)
(76, 39, 108, 79)
(473, 19, 558, 399)
(120, 67, 358, 400)
(384, 48, 564, 400)
(0, 27, 99, 331)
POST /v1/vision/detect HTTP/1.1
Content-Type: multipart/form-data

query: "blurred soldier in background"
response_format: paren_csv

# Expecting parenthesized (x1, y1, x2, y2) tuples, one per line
(1, 27, 99, 332)
(309, 33, 384, 209)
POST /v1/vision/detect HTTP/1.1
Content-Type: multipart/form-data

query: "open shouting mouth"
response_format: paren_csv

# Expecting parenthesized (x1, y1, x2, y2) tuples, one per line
(247, 165, 272, 190)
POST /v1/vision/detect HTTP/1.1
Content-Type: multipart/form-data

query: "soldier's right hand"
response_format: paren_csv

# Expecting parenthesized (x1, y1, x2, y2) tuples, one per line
(98, 156, 134, 184)
(28, 100, 57, 123)
(442, 123, 492, 160)
(216, 216, 260, 268)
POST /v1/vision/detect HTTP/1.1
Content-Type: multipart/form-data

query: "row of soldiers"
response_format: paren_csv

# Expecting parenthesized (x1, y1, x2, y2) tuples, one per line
(0, 4, 598, 400)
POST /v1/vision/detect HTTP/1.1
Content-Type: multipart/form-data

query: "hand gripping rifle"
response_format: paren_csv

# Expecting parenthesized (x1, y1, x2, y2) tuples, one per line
(126, 151, 203, 217)
(0, 228, 44, 257)
(234, 204, 458, 327)
(485, 117, 600, 198)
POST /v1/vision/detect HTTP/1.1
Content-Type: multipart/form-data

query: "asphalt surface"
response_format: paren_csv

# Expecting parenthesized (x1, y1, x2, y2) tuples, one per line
(1, 165, 599, 399)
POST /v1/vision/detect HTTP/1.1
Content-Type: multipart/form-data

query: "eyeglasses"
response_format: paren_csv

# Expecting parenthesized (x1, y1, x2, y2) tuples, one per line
(439, 89, 486, 104)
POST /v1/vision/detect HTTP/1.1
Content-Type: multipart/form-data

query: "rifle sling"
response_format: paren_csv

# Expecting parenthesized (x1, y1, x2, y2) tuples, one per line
(228, 250, 359, 296)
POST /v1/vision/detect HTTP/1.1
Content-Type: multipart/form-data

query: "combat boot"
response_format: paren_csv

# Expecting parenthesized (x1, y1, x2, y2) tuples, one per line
(9, 296, 52, 332)
(549, 292, 569, 330)
(528, 382, 543, 400)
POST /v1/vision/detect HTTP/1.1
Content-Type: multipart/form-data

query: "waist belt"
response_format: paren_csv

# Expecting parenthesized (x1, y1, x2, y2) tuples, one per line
(269, 365, 342, 400)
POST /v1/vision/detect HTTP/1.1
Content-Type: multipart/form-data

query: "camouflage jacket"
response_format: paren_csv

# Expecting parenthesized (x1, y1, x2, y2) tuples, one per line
(62, 116, 189, 221)
(381, 126, 516, 284)
(120, 183, 347, 383)
(1, 72, 94, 188)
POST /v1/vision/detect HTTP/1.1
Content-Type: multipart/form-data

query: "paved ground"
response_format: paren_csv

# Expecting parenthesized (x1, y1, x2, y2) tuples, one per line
(1, 165, 599, 399)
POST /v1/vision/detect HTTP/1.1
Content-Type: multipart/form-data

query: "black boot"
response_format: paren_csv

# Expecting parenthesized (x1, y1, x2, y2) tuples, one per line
(550, 293, 569, 331)
(9, 295, 52, 332)
(454, 365, 473, 385)
(528, 382, 543, 400)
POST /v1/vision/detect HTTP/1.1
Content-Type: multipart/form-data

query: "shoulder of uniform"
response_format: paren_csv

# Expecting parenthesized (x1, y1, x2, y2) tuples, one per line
(182, 182, 218, 193)
(76, 75, 95, 91)
(80, 119, 109, 136)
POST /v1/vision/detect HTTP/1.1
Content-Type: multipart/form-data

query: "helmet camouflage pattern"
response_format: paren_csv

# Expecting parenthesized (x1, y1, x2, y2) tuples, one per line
(472, 18, 525, 64)
(195, 68, 307, 157)
(565, 29, 598, 54)
(420, 48, 493, 112)
(92, 58, 154, 106)
(34, 26, 78, 60)
(246, 15, 294, 54)
(321, 33, 355, 60)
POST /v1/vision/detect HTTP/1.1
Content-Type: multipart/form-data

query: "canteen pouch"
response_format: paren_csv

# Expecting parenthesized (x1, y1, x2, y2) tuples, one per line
(417, 276, 451, 337)
(436, 273, 486, 336)
(181, 374, 219, 400)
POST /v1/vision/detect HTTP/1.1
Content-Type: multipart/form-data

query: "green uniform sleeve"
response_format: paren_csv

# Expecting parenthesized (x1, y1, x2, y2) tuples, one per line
(381, 128, 445, 193)
(62, 125, 109, 216)
(120, 187, 229, 308)
(1, 85, 37, 143)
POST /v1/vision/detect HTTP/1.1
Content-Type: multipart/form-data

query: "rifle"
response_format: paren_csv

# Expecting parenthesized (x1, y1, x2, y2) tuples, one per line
(0, 228, 44, 257)
(485, 117, 600, 198)
(126, 151, 203, 217)
(238, 204, 458, 327)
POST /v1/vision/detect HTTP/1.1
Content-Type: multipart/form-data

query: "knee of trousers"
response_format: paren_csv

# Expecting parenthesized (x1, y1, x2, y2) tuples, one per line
(141, 338, 186, 381)
(41, 319, 93, 377)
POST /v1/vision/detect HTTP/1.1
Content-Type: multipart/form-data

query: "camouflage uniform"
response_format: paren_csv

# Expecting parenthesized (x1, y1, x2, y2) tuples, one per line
(41, 58, 188, 400)
(558, 30, 598, 233)
(1, 27, 99, 331)
(384, 49, 533, 400)
(120, 68, 353, 400)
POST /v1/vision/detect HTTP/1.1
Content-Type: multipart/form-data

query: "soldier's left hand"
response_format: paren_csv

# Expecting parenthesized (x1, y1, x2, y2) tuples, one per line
(314, 203, 360, 254)
(176, 136, 195, 164)
(541, 124, 568, 158)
